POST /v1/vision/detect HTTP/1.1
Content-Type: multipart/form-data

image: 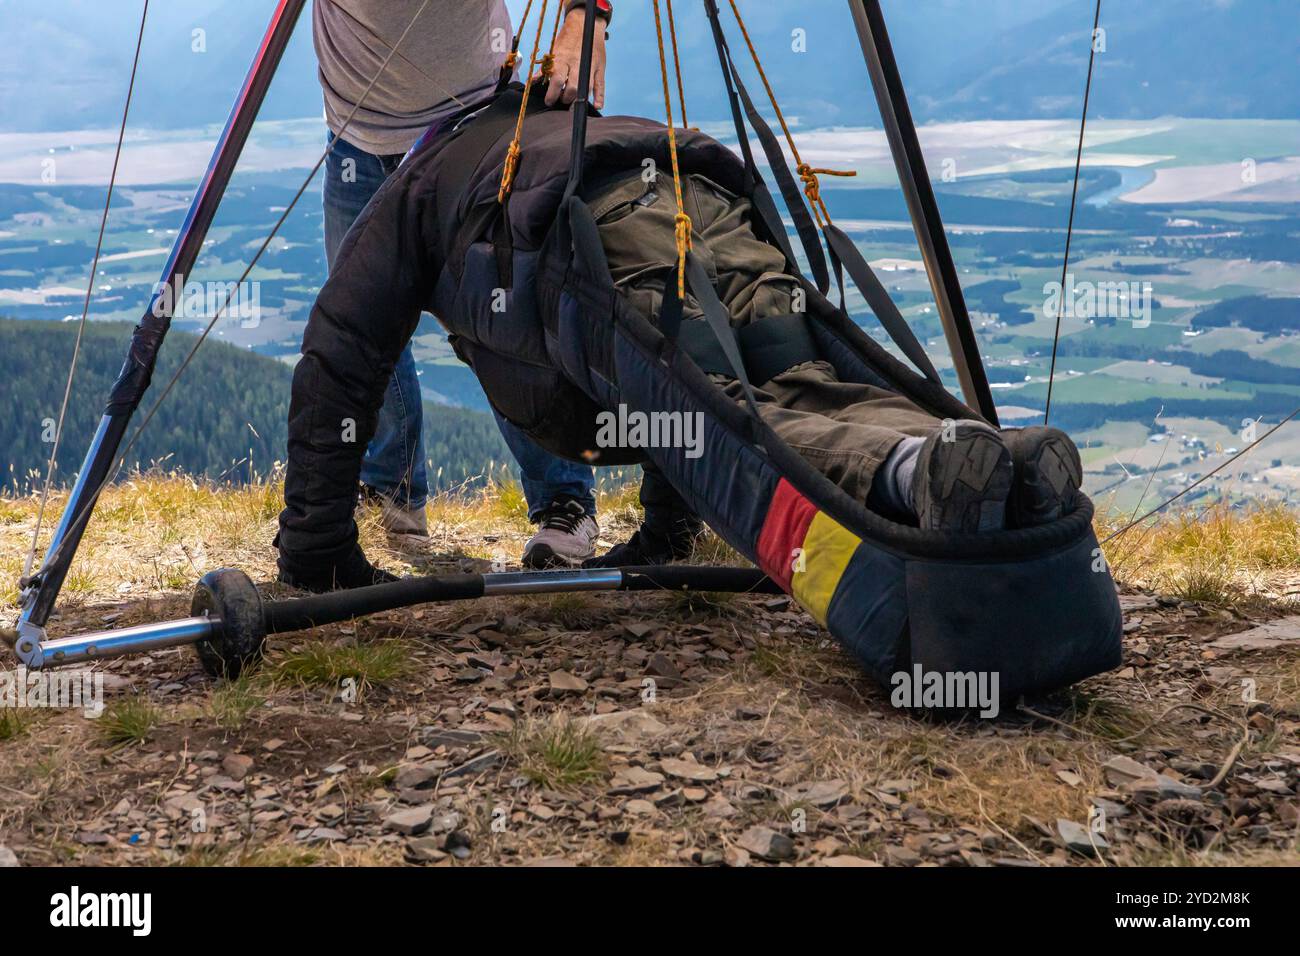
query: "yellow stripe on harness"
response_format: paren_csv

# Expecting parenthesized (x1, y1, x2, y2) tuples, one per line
(791, 511, 861, 625)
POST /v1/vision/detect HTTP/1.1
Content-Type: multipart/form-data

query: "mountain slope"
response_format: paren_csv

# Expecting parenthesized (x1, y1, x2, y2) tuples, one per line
(0, 319, 509, 492)
(0, 0, 1293, 135)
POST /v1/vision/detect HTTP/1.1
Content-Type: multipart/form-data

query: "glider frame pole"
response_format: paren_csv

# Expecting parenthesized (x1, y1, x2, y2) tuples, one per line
(14, 567, 779, 670)
(846, 0, 998, 424)
(14, 0, 307, 657)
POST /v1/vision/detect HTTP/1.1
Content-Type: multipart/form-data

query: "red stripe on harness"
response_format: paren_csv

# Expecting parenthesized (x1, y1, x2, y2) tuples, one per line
(756, 479, 818, 591)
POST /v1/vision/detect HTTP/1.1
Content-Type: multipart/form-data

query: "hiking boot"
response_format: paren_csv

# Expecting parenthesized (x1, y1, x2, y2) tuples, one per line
(583, 513, 703, 568)
(912, 420, 1013, 533)
(1001, 426, 1083, 528)
(361, 485, 433, 555)
(522, 495, 599, 569)
(277, 543, 400, 593)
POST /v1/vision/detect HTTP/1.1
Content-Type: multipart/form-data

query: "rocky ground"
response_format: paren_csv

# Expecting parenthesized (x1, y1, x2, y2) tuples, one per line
(0, 481, 1297, 867)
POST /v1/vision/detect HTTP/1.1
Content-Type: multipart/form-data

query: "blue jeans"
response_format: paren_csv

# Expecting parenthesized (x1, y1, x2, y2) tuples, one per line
(322, 132, 594, 519)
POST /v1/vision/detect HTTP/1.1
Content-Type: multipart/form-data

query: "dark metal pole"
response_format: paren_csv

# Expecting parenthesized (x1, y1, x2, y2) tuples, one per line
(14, 566, 780, 669)
(846, 0, 999, 424)
(18, 0, 308, 631)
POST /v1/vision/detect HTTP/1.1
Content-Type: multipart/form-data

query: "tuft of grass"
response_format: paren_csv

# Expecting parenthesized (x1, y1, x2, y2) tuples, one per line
(274, 640, 413, 692)
(1099, 502, 1300, 604)
(206, 675, 266, 730)
(0, 707, 35, 741)
(486, 478, 530, 524)
(503, 715, 607, 790)
(1163, 558, 1240, 606)
(98, 696, 161, 746)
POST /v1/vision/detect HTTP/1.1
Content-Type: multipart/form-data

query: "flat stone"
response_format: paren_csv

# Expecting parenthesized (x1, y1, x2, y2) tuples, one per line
(549, 670, 589, 694)
(394, 764, 440, 790)
(404, 837, 447, 863)
(296, 827, 347, 844)
(1210, 617, 1300, 652)
(645, 653, 681, 681)
(702, 795, 736, 819)
(1057, 818, 1108, 857)
(793, 779, 849, 808)
(442, 751, 501, 778)
(1102, 755, 1158, 788)
(608, 767, 665, 795)
(659, 757, 718, 783)
(421, 728, 483, 749)
(820, 855, 880, 867)
(885, 845, 922, 866)
(1126, 775, 1203, 801)
(222, 753, 255, 781)
(737, 826, 796, 862)
(384, 806, 434, 836)
(578, 709, 668, 745)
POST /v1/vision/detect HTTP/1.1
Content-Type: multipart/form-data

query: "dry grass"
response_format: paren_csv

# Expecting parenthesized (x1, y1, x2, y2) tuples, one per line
(1099, 500, 1300, 607)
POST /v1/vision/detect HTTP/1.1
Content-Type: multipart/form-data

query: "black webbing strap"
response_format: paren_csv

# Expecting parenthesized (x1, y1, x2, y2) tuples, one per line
(562, 6, 601, 202)
(435, 88, 526, 234)
(704, 3, 831, 295)
(823, 222, 941, 383)
(703, 0, 757, 195)
(659, 253, 762, 420)
(698, 1, 797, 271)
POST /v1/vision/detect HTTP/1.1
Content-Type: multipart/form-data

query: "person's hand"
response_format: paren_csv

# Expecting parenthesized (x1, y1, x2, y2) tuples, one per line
(543, 9, 607, 110)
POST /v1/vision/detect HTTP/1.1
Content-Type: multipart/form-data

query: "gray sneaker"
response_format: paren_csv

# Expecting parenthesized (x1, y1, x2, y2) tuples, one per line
(523, 496, 599, 569)
(912, 420, 1013, 533)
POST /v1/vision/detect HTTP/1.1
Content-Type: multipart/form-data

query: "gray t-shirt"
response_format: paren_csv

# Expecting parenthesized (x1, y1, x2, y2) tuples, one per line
(314, 0, 513, 156)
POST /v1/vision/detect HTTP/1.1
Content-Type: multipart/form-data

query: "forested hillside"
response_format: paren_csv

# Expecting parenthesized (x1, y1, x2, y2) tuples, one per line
(0, 319, 509, 492)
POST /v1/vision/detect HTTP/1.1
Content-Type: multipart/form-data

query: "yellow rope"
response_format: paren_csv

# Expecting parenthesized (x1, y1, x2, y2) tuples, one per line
(502, 0, 535, 75)
(725, 0, 855, 226)
(652, 0, 691, 300)
(541, 1, 565, 77)
(498, 0, 551, 203)
(665, 0, 689, 130)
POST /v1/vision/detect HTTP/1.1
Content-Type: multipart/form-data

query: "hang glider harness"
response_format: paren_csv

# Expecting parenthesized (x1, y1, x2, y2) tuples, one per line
(5, 0, 1288, 678)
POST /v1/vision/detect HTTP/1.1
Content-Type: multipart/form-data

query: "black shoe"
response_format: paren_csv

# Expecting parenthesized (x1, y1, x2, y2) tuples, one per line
(1001, 426, 1083, 528)
(277, 544, 399, 593)
(582, 516, 702, 568)
(912, 420, 1012, 533)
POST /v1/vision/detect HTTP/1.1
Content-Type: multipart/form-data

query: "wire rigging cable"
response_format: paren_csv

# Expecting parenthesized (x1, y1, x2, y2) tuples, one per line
(23, 0, 150, 580)
(1043, 0, 1102, 426)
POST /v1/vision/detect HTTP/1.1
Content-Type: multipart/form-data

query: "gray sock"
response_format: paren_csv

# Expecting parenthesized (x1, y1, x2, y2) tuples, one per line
(869, 435, 924, 517)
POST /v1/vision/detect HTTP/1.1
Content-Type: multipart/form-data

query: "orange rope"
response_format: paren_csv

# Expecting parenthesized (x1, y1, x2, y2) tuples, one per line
(541, 0, 565, 77)
(652, 0, 691, 300)
(725, 0, 855, 226)
(498, 0, 551, 203)
(502, 0, 536, 74)
(665, 0, 689, 129)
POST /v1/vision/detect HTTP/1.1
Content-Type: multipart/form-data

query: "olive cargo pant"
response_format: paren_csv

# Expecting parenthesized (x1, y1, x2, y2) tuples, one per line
(590, 171, 943, 504)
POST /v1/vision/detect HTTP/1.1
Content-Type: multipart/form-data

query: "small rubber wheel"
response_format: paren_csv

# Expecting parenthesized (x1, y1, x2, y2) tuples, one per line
(191, 568, 266, 679)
